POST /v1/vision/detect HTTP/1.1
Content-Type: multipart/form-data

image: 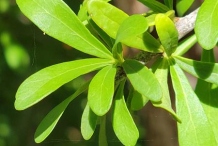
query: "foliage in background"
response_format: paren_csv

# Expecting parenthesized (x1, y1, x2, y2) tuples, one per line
(9, 0, 218, 145)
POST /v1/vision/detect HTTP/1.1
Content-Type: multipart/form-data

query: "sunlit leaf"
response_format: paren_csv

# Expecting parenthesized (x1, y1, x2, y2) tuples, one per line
(152, 58, 180, 122)
(176, 0, 194, 16)
(170, 63, 217, 146)
(174, 56, 218, 85)
(15, 58, 114, 110)
(88, 65, 116, 116)
(81, 103, 98, 140)
(16, 0, 112, 58)
(195, 0, 218, 50)
(122, 59, 162, 102)
(87, 0, 162, 52)
(155, 14, 178, 56)
(112, 80, 139, 146)
(138, 0, 170, 13)
(35, 81, 90, 143)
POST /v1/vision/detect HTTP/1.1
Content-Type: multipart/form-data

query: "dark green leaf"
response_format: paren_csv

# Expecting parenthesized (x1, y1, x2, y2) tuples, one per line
(174, 56, 218, 85)
(195, 0, 218, 50)
(112, 80, 139, 146)
(16, 0, 112, 58)
(130, 89, 149, 111)
(155, 14, 178, 56)
(138, 0, 170, 13)
(81, 103, 98, 140)
(122, 59, 162, 102)
(88, 65, 116, 116)
(176, 0, 194, 16)
(35, 81, 89, 143)
(164, 0, 173, 9)
(170, 63, 217, 146)
(15, 58, 114, 110)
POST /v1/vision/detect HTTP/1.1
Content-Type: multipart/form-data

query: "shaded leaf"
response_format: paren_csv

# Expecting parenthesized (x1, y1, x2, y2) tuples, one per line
(16, 0, 112, 58)
(164, 0, 173, 9)
(35, 81, 90, 143)
(130, 89, 149, 111)
(122, 59, 162, 102)
(176, 0, 194, 16)
(138, 0, 170, 13)
(81, 103, 98, 140)
(170, 63, 217, 146)
(88, 65, 116, 116)
(174, 56, 218, 85)
(15, 58, 114, 110)
(195, 0, 218, 50)
(87, 0, 162, 52)
(112, 80, 139, 146)
(155, 14, 178, 56)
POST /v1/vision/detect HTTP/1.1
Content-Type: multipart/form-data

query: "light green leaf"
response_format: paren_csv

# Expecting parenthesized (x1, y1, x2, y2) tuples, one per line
(164, 0, 173, 9)
(112, 80, 139, 146)
(34, 81, 90, 143)
(15, 58, 114, 110)
(87, 0, 162, 52)
(170, 63, 217, 146)
(138, 0, 170, 13)
(174, 56, 218, 85)
(122, 59, 162, 102)
(155, 14, 178, 56)
(16, 0, 112, 59)
(152, 58, 180, 122)
(88, 65, 116, 116)
(81, 103, 98, 140)
(176, 0, 194, 16)
(195, 0, 218, 50)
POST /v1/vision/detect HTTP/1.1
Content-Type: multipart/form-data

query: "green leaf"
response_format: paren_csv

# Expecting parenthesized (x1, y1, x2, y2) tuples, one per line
(138, 0, 170, 13)
(174, 56, 218, 85)
(195, 0, 218, 50)
(122, 59, 162, 102)
(81, 103, 98, 140)
(34, 81, 90, 143)
(112, 80, 139, 146)
(176, 0, 194, 16)
(15, 58, 114, 110)
(87, 0, 162, 52)
(88, 65, 116, 116)
(155, 14, 178, 56)
(152, 58, 180, 122)
(16, 0, 112, 59)
(170, 63, 217, 146)
(164, 0, 173, 9)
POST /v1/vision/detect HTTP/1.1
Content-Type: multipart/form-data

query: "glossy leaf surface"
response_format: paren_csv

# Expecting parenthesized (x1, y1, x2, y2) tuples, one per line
(195, 0, 218, 50)
(35, 81, 89, 143)
(15, 58, 114, 110)
(88, 65, 116, 116)
(122, 59, 162, 102)
(170, 63, 217, 146)
(16, 0, 112, 58)
(87, 0, 162, 52)
(138, 0, 170, 12)
(174, 56, 218, 85)
(155, 14, 178, 56)
(176, 0, 194, 16)
(112, 81, 139, 146)
(81, 103, 98, 140)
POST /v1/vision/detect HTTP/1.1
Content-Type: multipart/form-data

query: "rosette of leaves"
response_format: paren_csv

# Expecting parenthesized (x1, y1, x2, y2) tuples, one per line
(15, 0, 218, 145)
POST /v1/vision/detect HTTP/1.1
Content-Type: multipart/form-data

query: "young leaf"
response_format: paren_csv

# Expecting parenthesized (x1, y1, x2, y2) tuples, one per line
(174, 56, 218, 85)
(112, 80, 139, 146)
(88, 65, 116, 116)
(15, 58, 114, 110)
(138, 0, 170, 13)
(164, 0, 173, 9)
(16, 0, 112, 59)
(155, 14, 178, 56)
(176, 0, 194, 16)
(35, 81, 90, 143)
(170, 63, 217, 146)
(81, 103, 98, 140)
(152, 58, 180, 122)
(122, 59, 162, 102)
(87, 0, 162, 52)
(195, 0, 218, 50)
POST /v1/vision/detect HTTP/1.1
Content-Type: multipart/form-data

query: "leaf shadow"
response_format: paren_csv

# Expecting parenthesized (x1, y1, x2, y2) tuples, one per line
(193, 61, 215, 79)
